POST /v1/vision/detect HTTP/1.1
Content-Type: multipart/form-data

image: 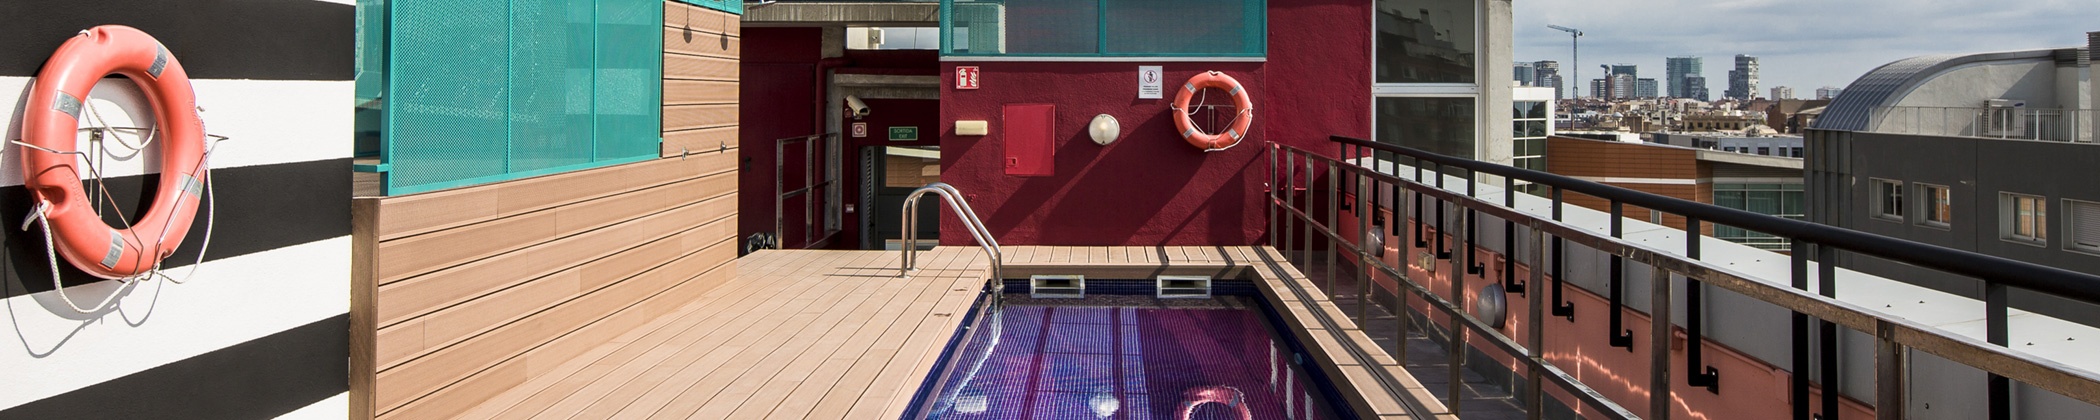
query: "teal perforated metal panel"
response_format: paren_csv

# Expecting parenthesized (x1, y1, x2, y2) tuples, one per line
(375, 0, 664, 195)
(941, 0, 1265, 57)
(672, 0, 743, 15)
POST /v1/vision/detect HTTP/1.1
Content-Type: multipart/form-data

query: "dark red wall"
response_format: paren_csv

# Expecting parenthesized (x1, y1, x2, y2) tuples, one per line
(739, 27, 825, 246)
(937, 0, 1370, 246)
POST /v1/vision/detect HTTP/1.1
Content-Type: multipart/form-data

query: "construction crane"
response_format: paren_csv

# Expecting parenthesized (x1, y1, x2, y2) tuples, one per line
(1548, 25, 1583, 100)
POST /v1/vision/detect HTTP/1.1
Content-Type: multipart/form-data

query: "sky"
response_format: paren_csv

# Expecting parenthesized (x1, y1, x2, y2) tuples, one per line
(1512, 0, 2095, 98)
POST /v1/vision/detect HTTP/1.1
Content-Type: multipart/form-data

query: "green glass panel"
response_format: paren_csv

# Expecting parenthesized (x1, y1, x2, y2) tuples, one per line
(388, 0, 510, 189)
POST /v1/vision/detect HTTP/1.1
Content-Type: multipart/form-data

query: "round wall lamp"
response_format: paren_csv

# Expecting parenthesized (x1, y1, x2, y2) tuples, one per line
(1089, 114, 1120, 146)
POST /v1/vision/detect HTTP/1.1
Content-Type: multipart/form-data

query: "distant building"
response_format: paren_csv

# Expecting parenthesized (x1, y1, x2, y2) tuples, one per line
(1815, 86, 1843, 100)
(1683, 75, 1710, 100)
(1514, 61, 1535, 86)
(1808, 37, 2099, 328)
(1513, 87, 1558, 172)
(1545, 135, 1804, 250)
(1771, 86, 1794, 100)
(1635, 78, 1659, 98)
(1608, 64, 1637, 77)
(1666, 56, 1703, 98)
(1726, 54, 1759, 100)
(1533, 60, 1562, 98)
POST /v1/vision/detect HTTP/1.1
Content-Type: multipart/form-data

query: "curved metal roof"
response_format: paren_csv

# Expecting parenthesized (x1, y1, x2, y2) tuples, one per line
(1814, 50, 2063, 132)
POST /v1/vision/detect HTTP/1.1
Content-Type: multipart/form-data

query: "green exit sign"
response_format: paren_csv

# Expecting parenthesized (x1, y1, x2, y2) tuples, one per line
(888, 126, 918, 141)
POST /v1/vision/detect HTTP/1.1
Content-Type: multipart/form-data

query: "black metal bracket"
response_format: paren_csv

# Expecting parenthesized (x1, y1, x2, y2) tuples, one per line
(1690, 366, 1721, 394)
(1550, 238, 1574, 321)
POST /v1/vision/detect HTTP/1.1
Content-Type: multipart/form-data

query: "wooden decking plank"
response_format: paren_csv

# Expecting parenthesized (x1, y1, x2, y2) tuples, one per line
(555, 252, 883, 418)
(850, 272, 986, 418)
(799, 249, 982, 418)
(465, 250, 830, 419)
(757, 252, 973, 419)
(664, 252, 905, 416)
(697, 253, 938, 418)
(591, 251, 888, 418)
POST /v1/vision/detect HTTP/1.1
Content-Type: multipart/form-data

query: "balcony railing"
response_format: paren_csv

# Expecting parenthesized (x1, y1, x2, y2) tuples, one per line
(1268, 136, 2100, 419)
(1870, 106, 2097, 143)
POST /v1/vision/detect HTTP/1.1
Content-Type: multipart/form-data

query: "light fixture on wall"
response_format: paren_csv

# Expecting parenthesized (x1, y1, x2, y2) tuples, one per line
(1088, 114, 1119, 146)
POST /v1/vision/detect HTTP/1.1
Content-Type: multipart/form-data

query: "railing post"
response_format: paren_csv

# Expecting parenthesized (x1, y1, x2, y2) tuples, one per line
(1875, 320, 1905, 420)
(1650, 265, 1674, 420)
(1269, 144, 1278, 250)
(1396, 177, 1412, 362)
(1686, 216, 1719, 393)
(1304, 156, 1317, 267)
(1357, 174, 1372, 322)
(1551, 187, 1573, 320)
(1987, 281, 2010, 420)
(1526, 221, 1547, 420)
(1610, 201, 1634, 350)
(1792, 243, 1813, 420)
(1284, 150, 1298, 264)
(1447, 198, 1467, 415)
(1327, 159, 1340, 295)
(1818, 244, 1840, 419)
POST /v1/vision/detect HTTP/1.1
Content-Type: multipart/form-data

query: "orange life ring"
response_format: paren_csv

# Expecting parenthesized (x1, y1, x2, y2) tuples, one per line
(1170, 71, 1254, 152)
(21, 26, 206, 279)
(1176, 386, 1254, 420)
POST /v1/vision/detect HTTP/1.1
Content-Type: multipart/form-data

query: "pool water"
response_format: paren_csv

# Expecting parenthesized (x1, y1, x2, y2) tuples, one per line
(920, 298, 1341, 419)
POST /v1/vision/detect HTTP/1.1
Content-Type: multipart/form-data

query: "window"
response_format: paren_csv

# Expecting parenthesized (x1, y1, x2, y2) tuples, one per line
(2070, 200, 2100, 254)
(1724, 146, 1737, 152)
(1376, 0, 1476, 83)
(1712, 183, 1805, 251)
(1757, 147, 1770, 156)
(2002, 193, 2047, 245)
(1377, 97, 1476, 159)
(940, 0, 1266, 57)
(1917, 183, 1951, 228)
(1790, 147, 1804, 157)
(1873, 179, 1904, 221)
(1511, 100, 1549, 174)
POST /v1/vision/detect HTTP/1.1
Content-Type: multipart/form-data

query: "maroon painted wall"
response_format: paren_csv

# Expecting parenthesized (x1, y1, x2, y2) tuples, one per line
(937, 0, 1370, 246)
(739, 27, 825, 247)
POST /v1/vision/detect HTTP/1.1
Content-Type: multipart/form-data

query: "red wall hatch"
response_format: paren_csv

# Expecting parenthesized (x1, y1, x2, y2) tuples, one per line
(1002, 103, 1055, 177)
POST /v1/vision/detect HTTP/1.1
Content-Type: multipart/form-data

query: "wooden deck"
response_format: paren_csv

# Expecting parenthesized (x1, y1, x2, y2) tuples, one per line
(454, 248, 987, 419)
(451, 245, 1442, 419)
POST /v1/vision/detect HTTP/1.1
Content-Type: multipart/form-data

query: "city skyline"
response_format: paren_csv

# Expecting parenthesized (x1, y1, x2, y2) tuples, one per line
(1515, 0, 2087, 96)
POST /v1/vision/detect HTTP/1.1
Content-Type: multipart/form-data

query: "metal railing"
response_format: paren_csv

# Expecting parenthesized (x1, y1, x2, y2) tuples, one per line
(775, 133, 842, 249)
(900, 183, 1002, 294)
(1870, 106, 2097, 143)
(1269, 136, 2100, 420)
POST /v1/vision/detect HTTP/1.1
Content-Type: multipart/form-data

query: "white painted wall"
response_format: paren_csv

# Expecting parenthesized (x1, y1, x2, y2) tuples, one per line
(0, 74, 352, 415)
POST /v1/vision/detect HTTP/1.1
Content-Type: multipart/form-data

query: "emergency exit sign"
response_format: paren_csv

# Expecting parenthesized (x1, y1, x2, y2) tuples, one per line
(888, 126, 918, 141)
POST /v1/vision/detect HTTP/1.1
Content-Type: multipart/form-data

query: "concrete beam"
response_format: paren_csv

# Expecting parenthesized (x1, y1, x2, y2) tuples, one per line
(743, 2, 939, 27)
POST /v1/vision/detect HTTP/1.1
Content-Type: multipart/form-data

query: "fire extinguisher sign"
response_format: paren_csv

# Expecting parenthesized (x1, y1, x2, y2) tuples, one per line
(956, 66, 980, 90)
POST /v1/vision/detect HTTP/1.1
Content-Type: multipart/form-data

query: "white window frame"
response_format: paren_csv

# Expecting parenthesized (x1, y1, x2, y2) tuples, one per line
(1915, 183, 1951, 229)
(2066, 199, 2100, 255)
(1369, 0, 1486, 161)
(2001, 192, 2048, 246)
(1872, 178, 1903, 222)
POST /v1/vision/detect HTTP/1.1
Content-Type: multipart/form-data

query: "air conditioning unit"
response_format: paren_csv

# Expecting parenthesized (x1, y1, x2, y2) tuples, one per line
(1982, 99, 2027, 137)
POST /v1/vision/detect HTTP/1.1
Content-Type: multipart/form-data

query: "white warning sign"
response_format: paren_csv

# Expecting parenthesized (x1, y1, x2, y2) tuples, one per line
(1138, 66, 1164, 99)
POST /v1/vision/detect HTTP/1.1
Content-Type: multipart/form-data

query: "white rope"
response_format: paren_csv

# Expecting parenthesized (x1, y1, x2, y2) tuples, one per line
(155, 135, 222, 285)
(27, 201, 132, 314)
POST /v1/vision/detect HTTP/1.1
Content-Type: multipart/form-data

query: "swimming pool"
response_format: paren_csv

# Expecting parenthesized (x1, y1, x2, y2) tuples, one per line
(908, 288, 1344, 419)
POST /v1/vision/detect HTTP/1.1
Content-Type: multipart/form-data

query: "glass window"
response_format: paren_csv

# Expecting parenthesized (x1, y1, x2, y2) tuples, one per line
(1376, 0, 1475, 83)
(1713, 183, 1804, 251)
(1874, 179, 1904, 221)
(2070, 200, 2100, 254)
(1917, 184, 1951, 227)
(1757, 147, 1770, 156)
(1377, 97, 1476, 159)
(2004, 193, 2047, 244)
(942, 0, 1265, 57)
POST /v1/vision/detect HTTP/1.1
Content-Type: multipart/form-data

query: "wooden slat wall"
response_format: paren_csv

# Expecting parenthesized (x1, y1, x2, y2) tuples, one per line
(662, 3, 740, 158)
(350, 3, 743, 418)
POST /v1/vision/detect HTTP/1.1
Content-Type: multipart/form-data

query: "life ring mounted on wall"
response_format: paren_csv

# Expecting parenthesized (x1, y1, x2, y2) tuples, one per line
(19, 25, 209, 284)
(1170, 71, 1255, 152)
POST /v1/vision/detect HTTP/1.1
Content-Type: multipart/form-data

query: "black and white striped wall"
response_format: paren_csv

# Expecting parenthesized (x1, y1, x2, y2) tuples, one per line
(0, 0, 354, 419)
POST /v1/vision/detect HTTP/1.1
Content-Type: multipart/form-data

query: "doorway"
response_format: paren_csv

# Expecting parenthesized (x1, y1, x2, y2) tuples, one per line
(864, 145, 941, 250)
